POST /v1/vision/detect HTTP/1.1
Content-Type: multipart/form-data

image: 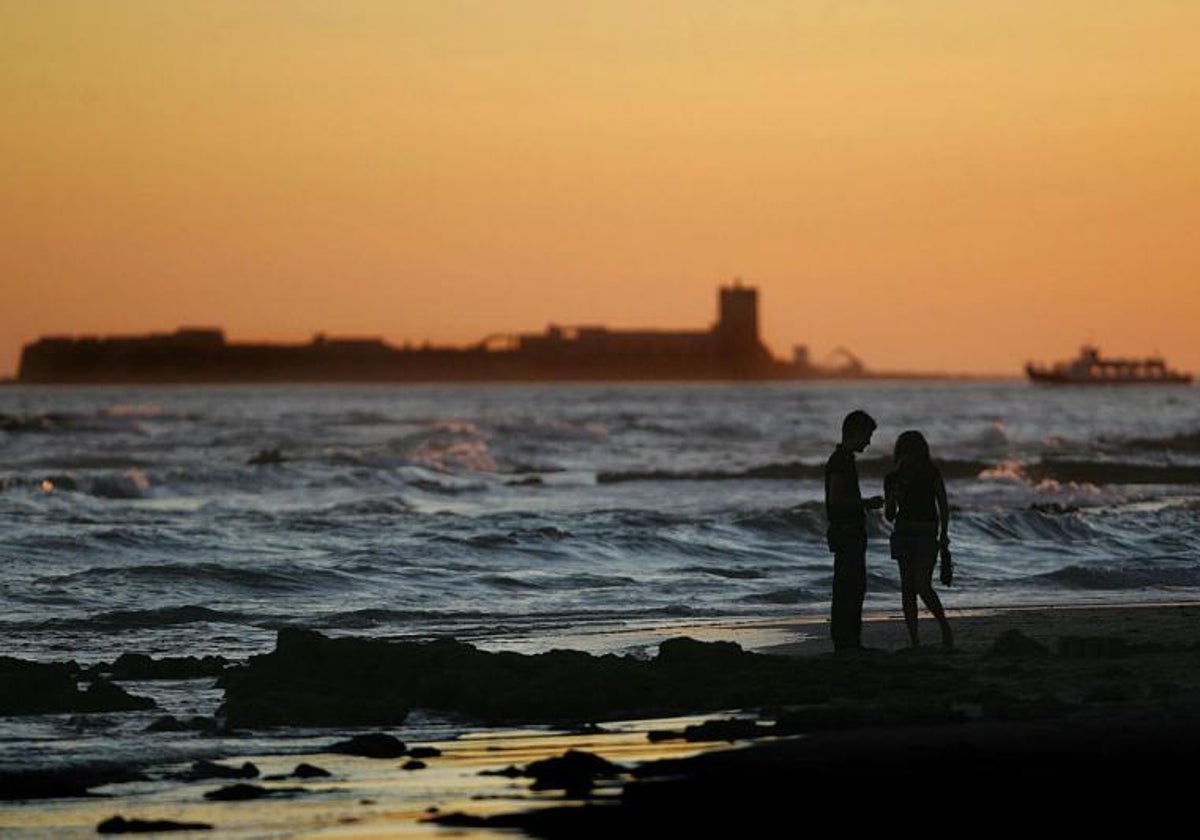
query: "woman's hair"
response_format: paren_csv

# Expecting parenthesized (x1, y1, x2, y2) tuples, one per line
(893, 430, 932, 467)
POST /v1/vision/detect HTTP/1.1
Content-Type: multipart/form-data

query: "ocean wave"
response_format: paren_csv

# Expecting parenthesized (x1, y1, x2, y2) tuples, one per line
(1025, 460, 1200, 486)
(99, 405, 199, 421)
(1103, 430, 1200, 454)
(54, 605, 250, 630)
(1029, 561, 1200, 590)
(595, 458, 999, 484)
(1, 406, 194, 435)
(980, 458, 1200, 487)
(958, 509, 1099, 542)
(597, 455, 1200, 487)
(334, 410, 402, 426)
(476, 572, 636, 591)
(0, 469, 155, 498)
(37, 562, 348, 593)
(731, 503, 828, 537)
(488, 417, 608, 442)
(406, 478, 490, 496)
(268, 603, 721, 631)
(678, 565, 766, 580)
(316, 496, 412, 516)
(739, 587, 818, 605)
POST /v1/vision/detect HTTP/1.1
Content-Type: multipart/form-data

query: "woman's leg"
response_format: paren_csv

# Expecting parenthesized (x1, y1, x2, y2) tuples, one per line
(915, 555, 953, 648)
(898, 559, 920, 647)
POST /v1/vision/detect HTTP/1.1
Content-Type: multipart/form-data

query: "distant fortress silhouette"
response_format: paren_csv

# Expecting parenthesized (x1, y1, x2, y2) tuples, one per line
(18, 283, 868, 384)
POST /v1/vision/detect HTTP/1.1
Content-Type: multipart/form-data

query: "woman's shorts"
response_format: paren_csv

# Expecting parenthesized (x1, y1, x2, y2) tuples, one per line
(889, 521, 938, 562)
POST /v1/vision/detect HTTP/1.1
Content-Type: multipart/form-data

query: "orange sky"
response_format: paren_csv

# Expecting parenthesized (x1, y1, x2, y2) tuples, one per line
(3, 1, 1198, 377)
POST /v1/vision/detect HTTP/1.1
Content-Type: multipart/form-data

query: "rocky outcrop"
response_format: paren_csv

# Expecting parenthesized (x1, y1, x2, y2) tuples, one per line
(218, 629, 836, 728)
(0, 657, 155, 716)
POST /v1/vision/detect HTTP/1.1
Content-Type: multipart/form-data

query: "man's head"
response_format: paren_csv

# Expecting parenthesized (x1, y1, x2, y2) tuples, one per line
(841, 409, 877, 452)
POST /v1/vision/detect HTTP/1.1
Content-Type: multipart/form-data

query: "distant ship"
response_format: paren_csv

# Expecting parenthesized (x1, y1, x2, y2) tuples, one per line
(16, 283, 885, 384)
(1026, 346, 1192, 385)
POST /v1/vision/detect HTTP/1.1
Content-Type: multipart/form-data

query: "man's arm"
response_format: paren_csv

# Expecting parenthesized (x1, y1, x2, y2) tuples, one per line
(827, 471, 882, 517)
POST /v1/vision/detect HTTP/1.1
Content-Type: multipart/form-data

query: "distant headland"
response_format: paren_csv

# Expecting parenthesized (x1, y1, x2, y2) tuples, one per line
(16, 283, 935, 384)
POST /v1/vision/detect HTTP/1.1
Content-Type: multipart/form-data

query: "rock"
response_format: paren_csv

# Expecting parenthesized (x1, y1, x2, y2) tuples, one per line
(146, 715, 219, 734)
(478, 765, 524, 778)
(183, 760, 259, 781)
(406, 746, 442, 759)
(656, 637, 745, 665)
(524, 750, 625, 795)
(326, 733, 407, 758)
(402, 760, 427, 771)
(262, 763, 332, 781)
(203, 783, 269, 801)
(0, 658, 155, 716)
(292, 763, 332, 778)
(218, 628, 822, 728)
(988, 629, 1049, 658)
(0, 767, 148, 801)
(678, 719, 771, 742)
(97, 815, 213, 833)
(248, 448, 285, 466)
(91, 653, 229, 681)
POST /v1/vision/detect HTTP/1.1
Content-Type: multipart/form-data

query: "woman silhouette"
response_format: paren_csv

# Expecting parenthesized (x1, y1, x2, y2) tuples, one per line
(884, 430, 953, 648)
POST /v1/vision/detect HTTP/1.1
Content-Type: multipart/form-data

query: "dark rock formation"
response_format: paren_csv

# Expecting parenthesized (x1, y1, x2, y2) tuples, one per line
(145, 715, 220, 734)
(0, 767, 149, 801)
(402, 760, 427, 771)
(203, 783, 268, 801)
(291, 763, 332, 779)
(181, 760, 259, 781)
(326, 733, 407, 758)
(218, 628, 851, 728)
(407, 746, 442, 759)
(248, 448, 286, 466)
(87, 653, 229, 681)
(0, 657, 155, 716)
(677, 718, 773, 742)
(478, 765, 524, 778)
(524, 750, 625, 795)
(97, 816, 213, 833)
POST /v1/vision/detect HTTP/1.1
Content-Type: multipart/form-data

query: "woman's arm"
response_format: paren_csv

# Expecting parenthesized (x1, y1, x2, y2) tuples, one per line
(934, 468, 950, 545)
(883, 472, 898, 522)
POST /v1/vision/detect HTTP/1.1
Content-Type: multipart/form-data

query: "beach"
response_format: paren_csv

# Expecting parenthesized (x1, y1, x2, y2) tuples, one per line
(2, 381, 1198, 834)
(6, 601, 1200, 836)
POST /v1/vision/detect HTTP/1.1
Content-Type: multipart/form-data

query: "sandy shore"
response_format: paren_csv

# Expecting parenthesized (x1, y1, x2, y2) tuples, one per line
(5, 602, 1200, 836)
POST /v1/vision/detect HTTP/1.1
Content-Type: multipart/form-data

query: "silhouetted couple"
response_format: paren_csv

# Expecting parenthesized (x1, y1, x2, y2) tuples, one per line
(825, 410, 953, 652)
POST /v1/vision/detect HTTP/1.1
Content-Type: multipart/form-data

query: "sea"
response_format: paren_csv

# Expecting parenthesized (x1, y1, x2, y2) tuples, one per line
(2, 380, 1199, 775)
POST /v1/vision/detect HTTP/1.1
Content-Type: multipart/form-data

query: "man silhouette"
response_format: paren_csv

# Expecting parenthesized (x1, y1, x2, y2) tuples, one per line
(825, 410, 884, 652)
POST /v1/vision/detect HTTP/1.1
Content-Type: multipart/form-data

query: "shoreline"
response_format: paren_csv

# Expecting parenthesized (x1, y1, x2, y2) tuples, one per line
(7, 601, 1200, 835)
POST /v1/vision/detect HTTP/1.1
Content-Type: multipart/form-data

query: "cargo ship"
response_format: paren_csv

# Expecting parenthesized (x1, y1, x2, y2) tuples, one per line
(1026, 346, 1192, 385)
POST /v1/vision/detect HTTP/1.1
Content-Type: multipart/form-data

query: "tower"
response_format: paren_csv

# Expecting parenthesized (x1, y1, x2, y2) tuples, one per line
(715, 280, 760, 350)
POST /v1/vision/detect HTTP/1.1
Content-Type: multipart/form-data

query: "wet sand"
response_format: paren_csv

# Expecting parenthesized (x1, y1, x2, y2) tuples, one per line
(5, 602, 1200, 836)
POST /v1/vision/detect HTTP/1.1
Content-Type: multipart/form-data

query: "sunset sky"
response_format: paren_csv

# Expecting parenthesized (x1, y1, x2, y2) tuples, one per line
(3, 1, 1198, 378)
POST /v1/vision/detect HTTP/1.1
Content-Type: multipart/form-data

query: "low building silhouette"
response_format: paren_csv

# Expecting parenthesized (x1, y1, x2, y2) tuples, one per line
(18, 283, 853, 383)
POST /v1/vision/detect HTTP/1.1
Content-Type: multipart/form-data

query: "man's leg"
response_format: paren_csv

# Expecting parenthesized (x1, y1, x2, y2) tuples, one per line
(831, 548, 866, 650)
(848, 546, 866, 648)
